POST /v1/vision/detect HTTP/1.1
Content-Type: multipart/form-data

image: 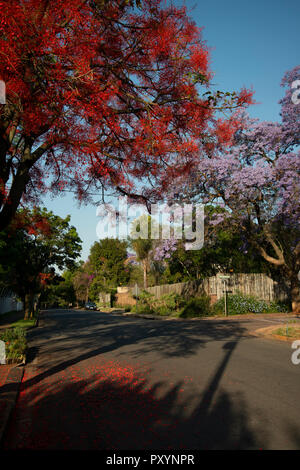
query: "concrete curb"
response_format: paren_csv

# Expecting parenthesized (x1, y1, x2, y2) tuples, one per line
(121, 311, 299, 322)
(0, 364, 24, 448)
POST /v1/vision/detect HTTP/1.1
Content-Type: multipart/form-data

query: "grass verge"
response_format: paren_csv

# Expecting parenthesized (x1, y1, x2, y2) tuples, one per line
(10, 317, 37, 329)
(272, 325, 300, 339)
(0, 310, 38, 330)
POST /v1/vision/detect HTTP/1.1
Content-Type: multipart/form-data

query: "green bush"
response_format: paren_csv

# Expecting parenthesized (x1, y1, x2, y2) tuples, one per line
(114, 304, 133, 312)
(134, 291, 155, 314)
(155, 293, 186, 316)
(134, 291, 213, 318)
(0, 327, 27, 363)
(212, 292, 289, 315)
(131, 303, 154, 315)
(179, 295, 211, 318)
(133, 291, 186, 316)
(268, 300, 290, 313)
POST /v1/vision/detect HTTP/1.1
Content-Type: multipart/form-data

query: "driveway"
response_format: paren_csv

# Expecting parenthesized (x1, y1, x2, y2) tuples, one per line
(3, 309, 300, 450)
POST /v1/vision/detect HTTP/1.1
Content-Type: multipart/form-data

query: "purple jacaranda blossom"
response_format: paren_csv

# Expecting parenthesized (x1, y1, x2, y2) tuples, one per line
(171, 66, 300, 311)
(153, 237, 178, 261)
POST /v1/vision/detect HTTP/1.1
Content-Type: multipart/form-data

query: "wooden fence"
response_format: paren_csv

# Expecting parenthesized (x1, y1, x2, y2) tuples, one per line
(98, 292, 112, 308)
(146, 274, 290, 302)
(115, 292, 137, 307)
(113, 273, 290, 306)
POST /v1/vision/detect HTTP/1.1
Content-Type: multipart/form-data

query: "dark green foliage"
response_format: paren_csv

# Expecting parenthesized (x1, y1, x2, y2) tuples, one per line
(155, 293, 186, 316)
(0, 207, 82, 317)
(133, 290, 197, 317)
(159, 205, 272, 285)
(89, 238, 130, 292)
(41, 270, 77, 308)
(179, 295, 211, 318)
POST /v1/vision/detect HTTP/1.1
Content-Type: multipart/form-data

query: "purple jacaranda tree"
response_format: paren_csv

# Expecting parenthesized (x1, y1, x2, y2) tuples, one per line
(154, 237, 178, 261)
(176, 66, 300, 312)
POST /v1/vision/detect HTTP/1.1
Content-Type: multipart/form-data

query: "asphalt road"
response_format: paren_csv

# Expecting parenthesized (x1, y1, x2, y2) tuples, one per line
(3, 309, 300, 450)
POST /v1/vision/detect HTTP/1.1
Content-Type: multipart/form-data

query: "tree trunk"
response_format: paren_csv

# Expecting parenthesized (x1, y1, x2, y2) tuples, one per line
(290, 274, 300, 313)
(29, 293, 36, 319)
(0, 165, 30, 232)
(23, 294, 30, 319)
(33, 293, 41, 317)
(23, 292, 36, 319)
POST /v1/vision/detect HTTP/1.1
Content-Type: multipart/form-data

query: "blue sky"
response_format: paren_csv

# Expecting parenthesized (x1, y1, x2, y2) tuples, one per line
(41, 0, 300, 262)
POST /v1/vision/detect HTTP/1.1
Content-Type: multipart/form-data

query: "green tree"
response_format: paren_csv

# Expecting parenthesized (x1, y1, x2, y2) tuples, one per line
(40, 268, 78, 308)
(156, 206, 271, 284)
(0, 208, 82, 318)
(88, 238, 130, 293)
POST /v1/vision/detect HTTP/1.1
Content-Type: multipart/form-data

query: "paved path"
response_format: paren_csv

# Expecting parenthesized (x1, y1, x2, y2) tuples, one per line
(0, 311, 24, 330)
(3, 309, 300, 450)
(0, 365, 13, 389)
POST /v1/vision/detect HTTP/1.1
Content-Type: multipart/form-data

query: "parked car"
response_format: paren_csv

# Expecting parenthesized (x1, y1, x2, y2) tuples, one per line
(85, 302, 97, 310)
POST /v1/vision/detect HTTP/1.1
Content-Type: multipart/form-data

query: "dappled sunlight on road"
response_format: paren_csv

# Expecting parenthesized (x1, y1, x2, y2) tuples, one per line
(4, 350, 260, 450)
(4, 311, 300, 450)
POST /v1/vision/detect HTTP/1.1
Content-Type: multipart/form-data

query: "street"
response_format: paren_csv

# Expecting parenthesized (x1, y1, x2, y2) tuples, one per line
(3, 309, 300, 450)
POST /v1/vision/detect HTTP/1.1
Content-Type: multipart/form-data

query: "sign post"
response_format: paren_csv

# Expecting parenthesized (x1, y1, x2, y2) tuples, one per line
(134, 283, 139, 311)
(219, 275, 231, 317)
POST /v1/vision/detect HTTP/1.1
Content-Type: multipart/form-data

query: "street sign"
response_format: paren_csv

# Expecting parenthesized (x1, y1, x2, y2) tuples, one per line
(219, 275, 230, 280)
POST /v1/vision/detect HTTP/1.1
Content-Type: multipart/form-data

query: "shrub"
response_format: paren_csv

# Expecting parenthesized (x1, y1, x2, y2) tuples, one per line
(116, 304, 133, 312)
(212, 292, 289, 315)
(179, 295, 211, 318)
(133, 291, 186, 316)
(155, 293, 186, 316)
(268, 300, 290, 313)
(0, 327, 27, 363)
(131, 303, 154, 315)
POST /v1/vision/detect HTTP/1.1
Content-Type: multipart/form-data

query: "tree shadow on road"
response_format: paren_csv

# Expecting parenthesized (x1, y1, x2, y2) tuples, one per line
(3, 340, 268, 450)
(18, 310, 250, 392)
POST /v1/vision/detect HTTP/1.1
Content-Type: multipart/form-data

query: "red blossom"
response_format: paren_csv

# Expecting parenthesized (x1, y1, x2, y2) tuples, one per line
(0, 0, 252, 230)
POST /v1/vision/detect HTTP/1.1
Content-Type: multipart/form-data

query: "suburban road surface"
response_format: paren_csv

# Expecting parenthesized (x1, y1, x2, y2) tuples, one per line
(2, 309, 300, 450)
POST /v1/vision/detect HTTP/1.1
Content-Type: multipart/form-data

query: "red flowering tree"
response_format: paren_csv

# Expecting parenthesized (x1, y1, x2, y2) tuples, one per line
(0, 0, 252, 230)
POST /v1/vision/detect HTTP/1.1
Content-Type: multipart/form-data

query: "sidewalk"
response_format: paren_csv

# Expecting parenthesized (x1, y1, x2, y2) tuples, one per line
(0, 364, 24, 448)
(0, 311, 24, 330)
(0, 310, 38, 447)
(0, 365, 14, 389)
